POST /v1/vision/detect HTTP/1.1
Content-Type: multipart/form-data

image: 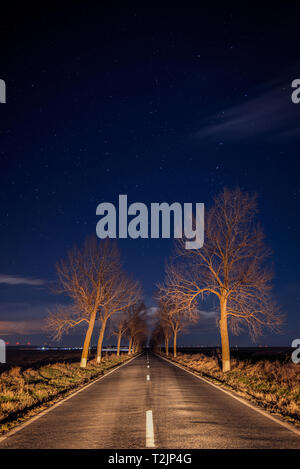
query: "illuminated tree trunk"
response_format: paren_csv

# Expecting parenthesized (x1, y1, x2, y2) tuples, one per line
(128, 336, 132, 355)
(80, 310, 97, 368)
(173, 329, 177, 358)
(165, 335, 169, 356)
(117, 329, 122, 356)
(96, 317, 108, 363)
(220, 296, 230, 372)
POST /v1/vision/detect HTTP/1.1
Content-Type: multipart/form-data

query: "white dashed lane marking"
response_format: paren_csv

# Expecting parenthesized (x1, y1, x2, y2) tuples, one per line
(146, 410, 155, 448)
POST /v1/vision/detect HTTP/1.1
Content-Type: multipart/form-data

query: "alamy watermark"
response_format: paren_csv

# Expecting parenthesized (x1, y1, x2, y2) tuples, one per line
(0, 339, 6, 363)
(0, 79, 6, 103)
(291, 79, 300, 104)
(96, 195, 204, 249)
(291, 339, 300, 364)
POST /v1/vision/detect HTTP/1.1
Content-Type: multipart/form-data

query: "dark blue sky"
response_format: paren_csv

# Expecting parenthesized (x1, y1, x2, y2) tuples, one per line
(0, 3, 299, 346)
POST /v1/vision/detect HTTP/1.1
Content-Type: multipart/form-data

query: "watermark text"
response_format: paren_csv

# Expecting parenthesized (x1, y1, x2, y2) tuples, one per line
(96, 195, 204, 250)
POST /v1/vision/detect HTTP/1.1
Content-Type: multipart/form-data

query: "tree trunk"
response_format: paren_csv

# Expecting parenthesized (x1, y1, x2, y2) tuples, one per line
(165, 335, 169, 356)
(128, 336, 132, 355)
(220, 296, 230, 372)
(80, 310, 97, 368)
(117, 329, 122, 356)
(96, 317, 107, 364)
(173, 329, 177, 358)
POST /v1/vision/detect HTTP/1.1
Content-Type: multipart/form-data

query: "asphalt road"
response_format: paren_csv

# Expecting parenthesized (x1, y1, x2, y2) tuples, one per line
(0, 353, 299, 449)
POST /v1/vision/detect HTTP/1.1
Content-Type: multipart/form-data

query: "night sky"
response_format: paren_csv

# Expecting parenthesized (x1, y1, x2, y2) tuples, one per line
(0, 3, 299, 347)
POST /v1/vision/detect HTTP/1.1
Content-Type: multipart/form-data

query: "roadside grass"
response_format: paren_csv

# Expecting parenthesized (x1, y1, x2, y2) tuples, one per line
(0, 353, 132, 434)
(163, 353, 300, 425)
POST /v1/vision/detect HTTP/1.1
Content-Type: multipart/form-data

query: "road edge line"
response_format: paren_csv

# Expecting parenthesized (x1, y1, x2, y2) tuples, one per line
(0, 353, 141, 443)
(156, 353, 300, 437)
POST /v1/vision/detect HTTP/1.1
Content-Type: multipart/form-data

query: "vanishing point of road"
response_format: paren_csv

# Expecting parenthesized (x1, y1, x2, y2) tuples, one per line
(0, 353, 299, 449)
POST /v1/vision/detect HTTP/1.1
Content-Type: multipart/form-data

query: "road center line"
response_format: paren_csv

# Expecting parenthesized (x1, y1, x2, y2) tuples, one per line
(146, 410, 155, 448)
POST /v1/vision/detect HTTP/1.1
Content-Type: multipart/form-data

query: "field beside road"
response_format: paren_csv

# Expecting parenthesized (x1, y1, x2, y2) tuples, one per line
(0, 351, 131, 434)
(161, 349, 300, 425)
(1, 347, 126, 371)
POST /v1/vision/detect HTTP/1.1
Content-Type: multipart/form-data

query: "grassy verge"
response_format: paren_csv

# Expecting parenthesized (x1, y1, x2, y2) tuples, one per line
(0, 353, 134, 434)
(160, 352, 300, 426)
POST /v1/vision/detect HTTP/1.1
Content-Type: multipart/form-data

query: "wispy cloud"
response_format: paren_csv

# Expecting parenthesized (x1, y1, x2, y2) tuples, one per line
(0, 301, 65, 336)
(0, 319, 46, 335)
(197, 309, 218, 318)
(0, 275, 45, 286)
(146, 306, 158, 316)
(194, 80, 300, 142)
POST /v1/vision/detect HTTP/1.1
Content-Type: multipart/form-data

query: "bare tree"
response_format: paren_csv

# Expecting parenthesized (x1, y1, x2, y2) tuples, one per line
(150, 323, 164, 353)
(159, 307, 173, 357)
(47, 304, 89, 342)
(155, 298, 192, 357)
(133, 327, 148, 352)
(95, 275, 141, 363)
(126, 302, 147, 354)
(160, 188, 282, 371)
(111, 311, 128, 356)
(161, 319, 171, 356)
(47, 236, 122, 368)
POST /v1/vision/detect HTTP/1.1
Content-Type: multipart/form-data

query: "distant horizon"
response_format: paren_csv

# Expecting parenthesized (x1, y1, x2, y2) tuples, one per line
(3, 343, 294, 349)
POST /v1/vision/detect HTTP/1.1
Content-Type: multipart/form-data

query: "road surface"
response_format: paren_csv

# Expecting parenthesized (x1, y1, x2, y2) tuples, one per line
(0, 353, 299, 448)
